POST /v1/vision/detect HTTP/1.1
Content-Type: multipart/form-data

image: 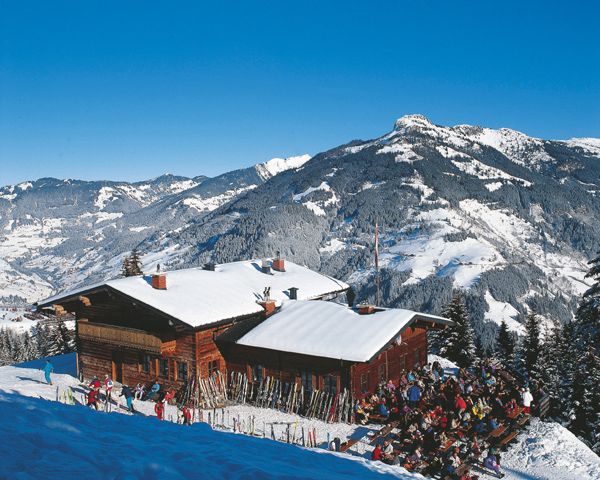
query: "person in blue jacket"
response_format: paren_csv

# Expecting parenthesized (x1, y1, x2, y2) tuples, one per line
(41, 360, 53, 385)
(408, 384, 421, 409)
(378, 400, 390, 419)
(145, 380, 160, 401)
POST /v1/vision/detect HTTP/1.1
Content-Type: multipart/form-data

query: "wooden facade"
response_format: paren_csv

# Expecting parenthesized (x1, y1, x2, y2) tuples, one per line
(218, 326, 431, 399)
(41, 287, 240, 395)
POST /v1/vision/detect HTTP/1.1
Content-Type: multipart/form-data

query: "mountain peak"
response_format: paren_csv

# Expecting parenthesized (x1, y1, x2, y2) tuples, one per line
(394, 114, 434, 131)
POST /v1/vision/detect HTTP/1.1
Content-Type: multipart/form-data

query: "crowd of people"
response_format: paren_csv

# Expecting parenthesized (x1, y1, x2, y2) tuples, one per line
(362, 359, 543, 479)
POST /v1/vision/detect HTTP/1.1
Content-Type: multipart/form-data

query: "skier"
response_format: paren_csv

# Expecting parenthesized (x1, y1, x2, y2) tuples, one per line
(120, 384, 134, 412)
(41, 360, 53, 385)
(155, 400, 165, 420)
(521, 387, 533, 415)
(87, 388, 99, 410)
(104, 374, 114, 401)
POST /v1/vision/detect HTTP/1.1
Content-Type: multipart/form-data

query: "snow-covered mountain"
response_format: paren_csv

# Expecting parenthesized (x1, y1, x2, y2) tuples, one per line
(154, 115, 599, 347)
(3, 115, 600, 348)
(0, 155, 310, 302)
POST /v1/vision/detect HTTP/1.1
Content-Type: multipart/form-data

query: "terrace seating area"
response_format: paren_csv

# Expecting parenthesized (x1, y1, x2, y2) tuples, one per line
(350, 359, 545, 479)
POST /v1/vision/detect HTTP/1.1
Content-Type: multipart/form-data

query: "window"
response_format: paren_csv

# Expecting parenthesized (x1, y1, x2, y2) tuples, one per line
(177, 361, 188, 381)
(360, 374, 368, 394)
(159, 359, 169, 377)
(414, 348, 421, 368)
(300, 371, 313, 391)
(208, 360, 219, 377)
(324, 375, 338, 395)
(252, 364, 263, 383)
(141, 355, 151, 374)
(379, 364, 386, 383)
(398, 355, 405, 373)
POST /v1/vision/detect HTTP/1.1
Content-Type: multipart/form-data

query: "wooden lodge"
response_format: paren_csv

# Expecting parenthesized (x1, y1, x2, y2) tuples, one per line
(217, 300, 452, 399)
(36, 257, 452, 400)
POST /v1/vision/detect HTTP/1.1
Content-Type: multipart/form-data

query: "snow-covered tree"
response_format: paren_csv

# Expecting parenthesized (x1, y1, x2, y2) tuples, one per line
(523, 306, 541, 376)
(129, 248, 143, 276)
(121, 248, 144, 277)
(439, 291, 476, 368)
(495, 320, 516, 366)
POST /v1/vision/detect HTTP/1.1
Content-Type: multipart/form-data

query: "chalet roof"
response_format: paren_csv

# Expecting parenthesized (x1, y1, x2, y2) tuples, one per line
(235, 300, 452, 363)
(38, 260, 349, 329)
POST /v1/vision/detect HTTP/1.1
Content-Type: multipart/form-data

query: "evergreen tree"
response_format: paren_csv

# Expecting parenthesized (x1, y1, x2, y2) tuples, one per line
(439, 291, 476, 368)
(129, 248, 143, 276)
(575, 249, 600, 349)
(569, 249, 600, 454)
(496, 320, 516, 366)
(120, 257, 132, 277)
(523, 307, 541, 376)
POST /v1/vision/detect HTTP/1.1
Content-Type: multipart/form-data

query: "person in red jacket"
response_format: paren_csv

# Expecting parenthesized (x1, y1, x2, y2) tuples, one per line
(371, 443, 382, 461)
(155, 400, 165, 420)
(455, 394, 467, 415)
(87, 389, 99, 410)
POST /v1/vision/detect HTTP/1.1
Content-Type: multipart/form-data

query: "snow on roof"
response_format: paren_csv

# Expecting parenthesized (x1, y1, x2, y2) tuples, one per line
(39, 260, 348, 329)
(236, 301, 450, 363)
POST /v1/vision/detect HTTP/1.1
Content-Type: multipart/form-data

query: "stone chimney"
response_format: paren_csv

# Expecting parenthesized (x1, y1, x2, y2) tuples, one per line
(152, 274, 167, 290)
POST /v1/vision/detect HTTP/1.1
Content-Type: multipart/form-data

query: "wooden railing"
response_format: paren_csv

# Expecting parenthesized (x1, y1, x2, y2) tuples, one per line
(78, 321, 175, 354)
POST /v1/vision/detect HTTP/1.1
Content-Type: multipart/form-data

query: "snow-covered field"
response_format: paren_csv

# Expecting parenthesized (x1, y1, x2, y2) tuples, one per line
(1, 354, 599, 480)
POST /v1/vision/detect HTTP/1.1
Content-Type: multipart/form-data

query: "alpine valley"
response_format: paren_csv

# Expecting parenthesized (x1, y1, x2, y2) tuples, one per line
(3, 115, 600, 350)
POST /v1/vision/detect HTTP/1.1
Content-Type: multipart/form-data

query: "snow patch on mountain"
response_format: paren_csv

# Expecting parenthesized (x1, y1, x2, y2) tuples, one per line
(255, 155, 311, 181)
(484, 292, 524, 334)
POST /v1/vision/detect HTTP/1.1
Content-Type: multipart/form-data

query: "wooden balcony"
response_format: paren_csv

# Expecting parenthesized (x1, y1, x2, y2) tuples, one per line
(78, 321, 175, 354)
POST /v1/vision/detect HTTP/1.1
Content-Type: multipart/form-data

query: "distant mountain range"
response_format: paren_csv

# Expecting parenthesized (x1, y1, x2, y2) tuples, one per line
(2, 115, 599, 349)
(0, 155, 310, 303)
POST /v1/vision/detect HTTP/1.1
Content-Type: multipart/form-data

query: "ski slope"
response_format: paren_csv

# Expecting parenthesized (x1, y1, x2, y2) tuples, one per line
(1, 354, 599, 480)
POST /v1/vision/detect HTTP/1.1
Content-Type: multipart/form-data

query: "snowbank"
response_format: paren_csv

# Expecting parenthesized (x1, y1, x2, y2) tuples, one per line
(1, 354, 599, 479)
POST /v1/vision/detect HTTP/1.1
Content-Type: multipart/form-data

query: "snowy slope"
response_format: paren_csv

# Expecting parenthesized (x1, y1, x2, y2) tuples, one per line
(1, 354, 599, 479)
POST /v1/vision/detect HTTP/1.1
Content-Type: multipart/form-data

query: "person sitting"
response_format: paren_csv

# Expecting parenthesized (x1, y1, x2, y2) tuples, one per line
(163, 388, 176, 405)
(378, 400, 390, 419)
(443, 451, 462, 476)
(355, 399, 368, 425)
(371, 443, 383, 462)
(145, 380, 160, 401)
(381, 439, 394, 463)
(487, 415, 500, 432)
(134, 383, 146, 401)
(483, 452, 501, 474)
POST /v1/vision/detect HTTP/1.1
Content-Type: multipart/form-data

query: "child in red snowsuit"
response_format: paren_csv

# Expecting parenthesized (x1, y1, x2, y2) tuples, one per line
(155, 401, 165, 420)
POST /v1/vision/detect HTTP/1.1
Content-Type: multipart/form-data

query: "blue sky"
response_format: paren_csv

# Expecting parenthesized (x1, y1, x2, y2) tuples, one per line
(1, 1, 598, 186)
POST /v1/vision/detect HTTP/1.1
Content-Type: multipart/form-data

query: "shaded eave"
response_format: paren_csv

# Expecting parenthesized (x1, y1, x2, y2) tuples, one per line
(365, 313, 453, 364)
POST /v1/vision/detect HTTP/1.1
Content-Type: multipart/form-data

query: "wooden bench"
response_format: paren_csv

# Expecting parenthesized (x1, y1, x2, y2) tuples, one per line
(367, 414, 389, 425)
(340, 438, 359, 453)
(455, 463, 472, 476)
(368, 420, 399, 441)
(500, 430, 519, 449)
(517, 415, 530, 428)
